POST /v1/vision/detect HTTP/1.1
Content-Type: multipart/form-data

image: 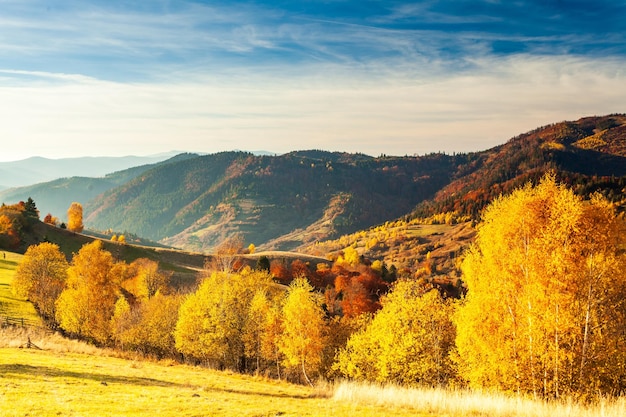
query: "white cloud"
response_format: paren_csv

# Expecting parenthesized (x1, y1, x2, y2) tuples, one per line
(1, 53, 624, 161)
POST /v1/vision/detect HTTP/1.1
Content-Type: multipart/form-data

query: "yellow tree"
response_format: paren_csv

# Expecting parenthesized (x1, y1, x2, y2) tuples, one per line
(455, 174, 626, 398)
(13, 242, 68, 324)
(243, 289, 271, 374)
(55, 240, 119, 344)
(278, 277, 326, 385)
(67, 202, 84, 233)
(111, 292, 182, 357)
(335, 280, 456, 385)
(122, 258, 171, 300)
(175, 268, 274, 370)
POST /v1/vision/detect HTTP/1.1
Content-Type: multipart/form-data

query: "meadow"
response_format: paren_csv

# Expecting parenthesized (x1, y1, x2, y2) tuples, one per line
(3, 249, 626, 417)
(0, 334, 419, 417)
(2, 335, 626, 417)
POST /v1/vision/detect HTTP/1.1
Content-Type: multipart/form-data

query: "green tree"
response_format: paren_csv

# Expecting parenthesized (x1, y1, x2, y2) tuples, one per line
(13, 242, 68, 324)
(256, 255, 270, 272)
(455, 175, 626, 398)
(24, 197, 39, 220)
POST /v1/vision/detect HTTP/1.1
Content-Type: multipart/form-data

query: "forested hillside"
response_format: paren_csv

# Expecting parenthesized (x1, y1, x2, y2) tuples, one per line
(4, 114, 626, 259)
(0, 153, 199, 220)
(412, 114, 626, 219)
(85, 151, 465, 252)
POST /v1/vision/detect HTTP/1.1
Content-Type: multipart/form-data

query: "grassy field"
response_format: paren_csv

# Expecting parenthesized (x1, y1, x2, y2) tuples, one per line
(0, 251, 42, 327)
(3, 249, 626, 417)
(3, 337, 626, 417)
(0, 338, 425, 417)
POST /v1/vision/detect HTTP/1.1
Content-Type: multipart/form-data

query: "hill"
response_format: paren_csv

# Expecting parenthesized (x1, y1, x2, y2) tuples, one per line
(411, 114, 626, 220)
(85, 151, 464, 252)
(0, 153, 199, 220)
(0, 152, 182, 190)
(4, 114, 626, 278)
(301, 114, 626, 281)
(84, 114, 626, 260)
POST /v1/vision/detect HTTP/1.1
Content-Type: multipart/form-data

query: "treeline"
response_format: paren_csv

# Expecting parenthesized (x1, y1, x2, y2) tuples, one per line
(0, 198, 39, 249)
(12, 174, 626, 398)
(12, 235, 398, 383)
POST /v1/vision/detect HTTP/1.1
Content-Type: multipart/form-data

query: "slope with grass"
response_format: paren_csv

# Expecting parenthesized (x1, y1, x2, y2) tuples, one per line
(0, 153, 199, 220)
(2, 340, 625, 417)
(0, 251, 42, 327)
(0, 343, 424, 417)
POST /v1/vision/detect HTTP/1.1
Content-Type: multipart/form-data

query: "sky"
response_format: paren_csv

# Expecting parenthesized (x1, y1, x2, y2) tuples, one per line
(1, 0, 625, 161)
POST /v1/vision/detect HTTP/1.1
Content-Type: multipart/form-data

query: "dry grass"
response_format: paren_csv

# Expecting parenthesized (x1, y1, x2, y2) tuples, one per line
(0, 251, 43, 327)
(0, 346, 424, 417)
(0, 326, 108, 356)
(332, 381, 626, 417)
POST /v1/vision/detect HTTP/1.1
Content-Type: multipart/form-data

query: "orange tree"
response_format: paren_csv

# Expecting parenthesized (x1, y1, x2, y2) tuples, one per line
(55, 241, 119, 344)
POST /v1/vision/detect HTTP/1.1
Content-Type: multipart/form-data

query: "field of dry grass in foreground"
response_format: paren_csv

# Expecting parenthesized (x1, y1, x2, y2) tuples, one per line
(3, 332, 626, 417)
(333, 381, 626, 417)
(0, 336, 427, 417)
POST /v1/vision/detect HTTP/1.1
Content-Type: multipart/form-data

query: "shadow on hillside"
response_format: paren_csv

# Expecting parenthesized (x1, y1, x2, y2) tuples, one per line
(0, 363, 182, 388)
(205, 385, 311, 400)
(0, 260, 18, 269)
(1, 363, 312, 399)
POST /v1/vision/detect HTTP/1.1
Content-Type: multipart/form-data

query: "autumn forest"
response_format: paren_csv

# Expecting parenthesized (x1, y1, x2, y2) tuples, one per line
(3, 115, 626, 408)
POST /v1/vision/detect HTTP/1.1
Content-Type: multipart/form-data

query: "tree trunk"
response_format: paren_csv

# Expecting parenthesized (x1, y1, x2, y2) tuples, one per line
(301, 356, 312, 387)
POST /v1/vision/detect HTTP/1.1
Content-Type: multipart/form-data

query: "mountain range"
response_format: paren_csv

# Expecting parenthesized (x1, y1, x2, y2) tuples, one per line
(2, 114, 625, 255)
(0, 152, 183, 190)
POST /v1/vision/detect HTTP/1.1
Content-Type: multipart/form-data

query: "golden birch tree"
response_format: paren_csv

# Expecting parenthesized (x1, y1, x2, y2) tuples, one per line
(55, 240, 119, 344)
(175, 268, 274, 370)
(278, 277, 326, 386)
(455, 174, 626, 398)
(67, 202, 84, 233)
(335, 280, 456, 385)
(13, 242, 68, 324)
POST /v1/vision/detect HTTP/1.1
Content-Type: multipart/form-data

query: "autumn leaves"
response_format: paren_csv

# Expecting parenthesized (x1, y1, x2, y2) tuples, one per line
(455, 174, 626, 398)
(10, 173, 626, 398)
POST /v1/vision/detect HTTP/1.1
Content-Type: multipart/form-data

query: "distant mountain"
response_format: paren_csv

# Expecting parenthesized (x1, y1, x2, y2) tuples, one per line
(0, 152, 182, 189)
(82, 115, 626, 254)
(0, 153, 199, 219)
(85, 150, 463, 252)
(5, 115, 626, 259)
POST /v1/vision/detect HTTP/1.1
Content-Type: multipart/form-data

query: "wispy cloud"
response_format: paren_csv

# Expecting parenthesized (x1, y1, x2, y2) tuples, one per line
(0, 1, 624, 161)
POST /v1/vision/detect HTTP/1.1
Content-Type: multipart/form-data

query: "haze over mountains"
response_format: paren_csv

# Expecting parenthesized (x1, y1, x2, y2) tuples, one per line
(0, 152, 182, 190)
(2, 114, 626, 254)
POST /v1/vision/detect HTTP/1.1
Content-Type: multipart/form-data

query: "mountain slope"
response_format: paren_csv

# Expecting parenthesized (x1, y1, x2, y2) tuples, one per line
(0, 152, 184, 190)
(0, 153, 199, 219)
(83, 114, 626, 254)
(412, 114, 626, 220)
(85, 151, 464, 252)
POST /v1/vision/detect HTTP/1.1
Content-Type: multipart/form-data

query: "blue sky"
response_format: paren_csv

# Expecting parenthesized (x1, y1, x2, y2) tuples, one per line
(1, 0, 625, 161)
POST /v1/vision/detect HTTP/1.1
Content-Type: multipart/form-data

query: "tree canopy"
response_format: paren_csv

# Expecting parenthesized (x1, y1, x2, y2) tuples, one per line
(455, 174, 626, 398)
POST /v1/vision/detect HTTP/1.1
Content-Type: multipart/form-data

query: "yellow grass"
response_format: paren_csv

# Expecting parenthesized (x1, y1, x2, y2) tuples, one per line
(0, 332, 424, 417)
(333, 381, 626, 417)
(0, 251, 43, 326)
